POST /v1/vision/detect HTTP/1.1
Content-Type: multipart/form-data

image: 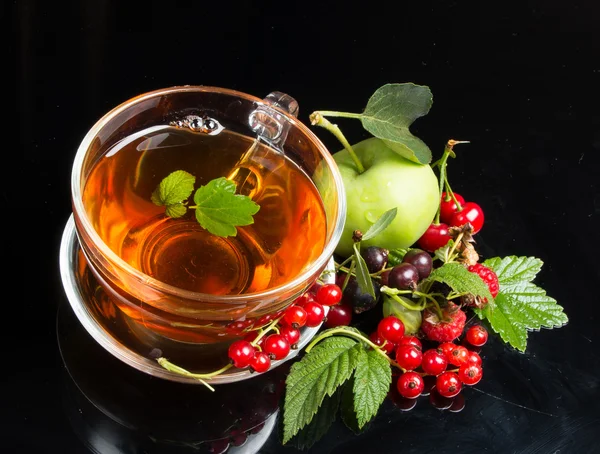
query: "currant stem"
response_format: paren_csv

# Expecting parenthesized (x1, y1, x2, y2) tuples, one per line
(310, 112, 365, 174)
(156, 358, 232, 391)
(434, 139, 469, 224)
(444, 180, 463, 211)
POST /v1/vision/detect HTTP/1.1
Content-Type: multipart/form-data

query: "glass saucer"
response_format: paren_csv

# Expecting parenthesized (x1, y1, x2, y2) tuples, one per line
(59, 215, 333, 385)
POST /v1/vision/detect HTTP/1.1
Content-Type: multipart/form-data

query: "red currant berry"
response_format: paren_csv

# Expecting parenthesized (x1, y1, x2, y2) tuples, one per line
(316, 284, 343, 306)
(395, 344, 423, 371)
(304, 301, 326, 327)
(228, 340, 256, 368)
(243, 331, 265, 349)
(466, 325, 488, 347)
(282, 305, 307, 328)
(436, 372, 462, 398)
(440, 192, 466, 224)
(250, 351, 271, 373)
(377, 316, 406, 344)
(263, 334, 291, 360)
(397, 372, 425, 399)
(370, 331, 395, 354)
(421, 348, 448, 376)
(417, 223, 451, 253)
(226, 320, 252, 335)
(458, 363, 483, 385)
(325, 302, 352, 328)
(447, 345, 469, 367)
(439, 342, 457, 358)
(295, 292, 316, 307)
(397, 335, 422, 351)
(450, 201, 484, 234)
(467, 350, 482, 367)
(279, 325, 301, 346)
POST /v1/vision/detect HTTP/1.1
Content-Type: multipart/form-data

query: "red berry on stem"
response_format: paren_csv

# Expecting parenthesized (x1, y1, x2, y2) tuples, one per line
(397, 335, 422, 351)
(440, 192, 465, 224)
(250, 351, 271, 373)
(370, 331, 395, 354)
(466, 325, 488, 347)
(459, 363, 483, 385)
(282, 305, 307, 328)
(421, 348, 448, 376)
(243, 331, 266, 349)
(325, 302, 352, 328)
(467, 350, 482, 366)
(448, 345, 470, 367)
(303, 301, 326, 327)
(436, 372, 462, 398)
(316, 284, 343, 306)
(421, 303, 467, 343)
(279, 325, 301, 346)
(228, 340, 256, 368)
(417, 223, 451, 253)
(377, 316, 406, 344)
(295, 292, 316, 307)
(439, 342, 457, 358)
(395, 344, 423, 371)
(450, 201, 484, 234)
(397, 372, 425, 399)
(263, 334, 290, 360)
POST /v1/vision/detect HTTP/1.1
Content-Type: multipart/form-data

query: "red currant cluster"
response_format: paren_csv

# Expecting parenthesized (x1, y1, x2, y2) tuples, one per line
(418, 191, 485, 252)
(226, 283, 343, 373)
(374, 315, 488, 403)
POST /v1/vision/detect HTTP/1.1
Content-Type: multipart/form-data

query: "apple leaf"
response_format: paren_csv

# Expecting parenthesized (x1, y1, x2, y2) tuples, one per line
(361, 208, 397, 242)
(360, 83, 433, 165)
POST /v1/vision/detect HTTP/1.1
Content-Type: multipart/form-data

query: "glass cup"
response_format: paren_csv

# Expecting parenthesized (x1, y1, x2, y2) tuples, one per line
(69, 86, 346, 354)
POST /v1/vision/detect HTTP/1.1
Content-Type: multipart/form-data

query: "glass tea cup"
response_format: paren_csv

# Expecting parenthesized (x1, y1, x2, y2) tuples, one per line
(70, 86, 346, 349)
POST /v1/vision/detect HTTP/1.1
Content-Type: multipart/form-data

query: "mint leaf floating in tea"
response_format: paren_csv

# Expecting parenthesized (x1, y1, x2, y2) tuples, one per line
(151, 170, 196, 218)
(152, 172, 260, 237)
(474, 256, 568, 352)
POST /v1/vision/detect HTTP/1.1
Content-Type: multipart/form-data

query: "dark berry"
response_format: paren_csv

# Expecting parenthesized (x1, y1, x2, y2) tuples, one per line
(421, 348, 448, 376)
(387, 263, 419, 290)
(361, 246, 389, 273)
(459, 364, 483, 385)
(377, 316, 406, 344)
(228, 340, 256, 368)
(342, 277, 381, 314)
(250, 351, 271, 373)
(440, 192, 465, 224)
(304, 301, 326, 327)
(402, 249, 433, 280)
(466, 325, 488, 347)
(325, 302, 353, 327)
(395, 344, 423, 371)
(263, 334, 290, 360)
(436, 372, 462, 398)
(450, 202, 485, 234)
(397, 372, 425, 399)
(316, 283, 343, 306)
(417, 223, 451, 252)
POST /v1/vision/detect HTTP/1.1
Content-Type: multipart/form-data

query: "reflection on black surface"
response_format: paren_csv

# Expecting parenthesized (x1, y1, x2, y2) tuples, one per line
(57, 302, 288, 454)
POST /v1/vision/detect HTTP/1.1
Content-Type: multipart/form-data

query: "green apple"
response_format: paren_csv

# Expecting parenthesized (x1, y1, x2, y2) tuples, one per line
(334, 137, 439, 258)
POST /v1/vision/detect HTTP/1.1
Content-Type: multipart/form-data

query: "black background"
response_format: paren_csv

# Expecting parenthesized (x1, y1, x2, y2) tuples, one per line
(9, 1, 600, 453)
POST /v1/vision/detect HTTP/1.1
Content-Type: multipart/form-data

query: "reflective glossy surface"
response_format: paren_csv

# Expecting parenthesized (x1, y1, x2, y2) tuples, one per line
(10, 1, 599, 453)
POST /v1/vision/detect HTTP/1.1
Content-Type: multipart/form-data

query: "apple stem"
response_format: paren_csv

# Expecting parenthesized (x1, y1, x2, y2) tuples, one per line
(434, 140, 469, 224)
(309, 112, 365, 174)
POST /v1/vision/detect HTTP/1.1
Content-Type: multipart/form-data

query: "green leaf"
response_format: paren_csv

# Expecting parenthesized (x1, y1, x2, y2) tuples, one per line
(483, 256, 544, 287)
(475, 256, 568, 352)
(423, 262, 493, 302)
(387, 247, 410, 267)
(286, 388, 341, 450)
(434, 240, 456, 264)
(353, 242, 376, 299)
(193, 177, 260, 237)
(353, 348, 392, 428)
(151, 170, 195, 206)
(361, 208, 397, 242)
(360, 83, 433, 164)
(283, 337, 361, 444)
(165, 203, 187, 218)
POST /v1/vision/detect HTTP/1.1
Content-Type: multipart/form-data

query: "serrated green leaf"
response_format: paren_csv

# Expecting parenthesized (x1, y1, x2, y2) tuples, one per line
(283, 337, 361, 444)
(477, 282, 568, 352)
(483, 256, 544, 287)
(423, 262, 493, 302)
(434, 240, 457, 264)
(360, 83, 433, 164)
(353, 348, 392, 428)
(361, 208, 397, 242)
(286, 388, 341, 450)
(193, 177, 260, 237)
(353, 242, 376, 298)
(151, 170, 196, 206)
(340, 377, 361, 434)
(387, 247, 410, 267)
(165, 203, 187, 218)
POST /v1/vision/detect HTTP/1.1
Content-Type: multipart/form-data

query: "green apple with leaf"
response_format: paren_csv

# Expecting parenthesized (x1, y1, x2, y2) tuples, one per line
(310, 83, 439, 258)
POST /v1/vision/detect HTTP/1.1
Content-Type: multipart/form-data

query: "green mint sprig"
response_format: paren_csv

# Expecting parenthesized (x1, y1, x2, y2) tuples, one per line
(151, 171, 260, 237)
(474, 256, 568, 352)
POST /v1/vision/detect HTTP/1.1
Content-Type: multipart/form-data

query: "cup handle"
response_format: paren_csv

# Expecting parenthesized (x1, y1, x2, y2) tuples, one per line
(249, 91, 299, 151)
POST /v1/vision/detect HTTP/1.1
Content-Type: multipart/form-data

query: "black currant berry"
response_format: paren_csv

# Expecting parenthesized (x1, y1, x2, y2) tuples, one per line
(402, 249, 433, 280)
(342, 277, 381, 314)
(361, 246, 389, 274)
(387, 263, 419, 290)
